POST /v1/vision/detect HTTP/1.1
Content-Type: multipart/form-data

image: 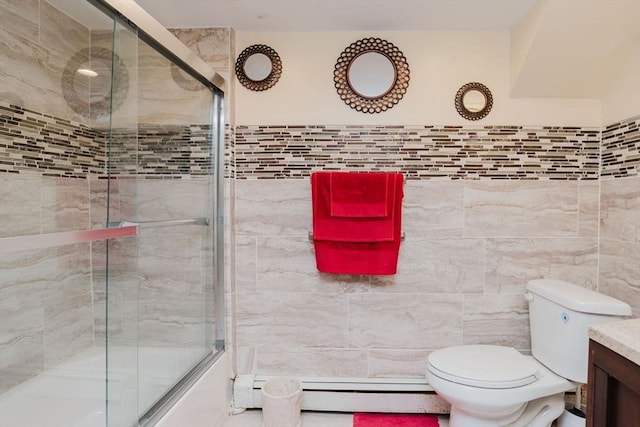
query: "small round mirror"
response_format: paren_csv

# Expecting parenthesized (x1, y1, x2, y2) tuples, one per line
(347, 51, 396, 99)
(235, 44, 283, 91)
(462, 90, 486, 113)
(454, 82, 493, 121)
(244, 53, 272, 82)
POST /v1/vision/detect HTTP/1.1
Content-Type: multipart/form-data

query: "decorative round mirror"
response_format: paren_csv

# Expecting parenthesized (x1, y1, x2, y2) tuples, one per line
(455, 82, 493, 120)
(235, 44, 282, 91)
(334, 38, 410, 114)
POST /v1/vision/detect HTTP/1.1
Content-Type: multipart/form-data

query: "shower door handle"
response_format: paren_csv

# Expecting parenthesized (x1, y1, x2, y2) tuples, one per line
(0, 224, 138, 254)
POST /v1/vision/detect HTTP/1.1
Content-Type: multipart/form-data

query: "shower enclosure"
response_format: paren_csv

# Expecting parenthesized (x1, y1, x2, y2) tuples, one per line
(0, 0, 225, 426)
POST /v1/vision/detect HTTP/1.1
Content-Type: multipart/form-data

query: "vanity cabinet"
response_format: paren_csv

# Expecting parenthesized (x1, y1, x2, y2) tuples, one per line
(586, 339, 640, 427)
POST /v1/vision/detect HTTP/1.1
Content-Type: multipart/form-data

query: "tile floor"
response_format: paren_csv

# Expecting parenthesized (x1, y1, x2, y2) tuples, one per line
(222, 409, 449, 426)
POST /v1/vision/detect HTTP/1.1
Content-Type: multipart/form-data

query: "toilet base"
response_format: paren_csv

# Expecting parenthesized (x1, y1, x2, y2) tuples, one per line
(449, 393, 566, 427)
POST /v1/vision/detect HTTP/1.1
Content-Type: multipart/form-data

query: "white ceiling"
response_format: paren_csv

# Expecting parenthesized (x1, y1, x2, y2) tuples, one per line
(131, 0, 537, 31)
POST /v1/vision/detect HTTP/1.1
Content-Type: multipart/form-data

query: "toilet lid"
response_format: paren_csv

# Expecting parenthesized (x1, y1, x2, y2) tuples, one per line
(427, 345, 541, 389)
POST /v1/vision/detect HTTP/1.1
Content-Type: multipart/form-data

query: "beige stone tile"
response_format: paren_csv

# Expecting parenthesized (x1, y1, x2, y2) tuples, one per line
(41, 176, 90, 233)
(0, 299, 44, 395)
(236, 179, 311, 237)
(257, 348, 368, 377)
(463, 294, 530, 351)
(257, 236, 369, 293)
(0, 173, 41, 237)
(403, 180, 464, 238)
(463, 180, 579, 237)
(578, 180, 599, 237)
(170, 28, 230, 71)
(235, 235, 257, 292)
(0, 25, 88, 121)
(599, 238, 640, 317)
(0, 0, 39, 43)
(236, 292, 349, 348)
(372, 238, 484, 293)
(40, 1, 90, 62)
(600, 176, 640, 243)
(349, 293, 463, 349)
(368, 349, 431, 378)
(135, 177, 210, 221)
(485, 237, 598, 294)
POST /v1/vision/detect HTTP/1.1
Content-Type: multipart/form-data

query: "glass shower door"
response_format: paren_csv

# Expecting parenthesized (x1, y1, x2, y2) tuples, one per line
(102, 10, 222, 425)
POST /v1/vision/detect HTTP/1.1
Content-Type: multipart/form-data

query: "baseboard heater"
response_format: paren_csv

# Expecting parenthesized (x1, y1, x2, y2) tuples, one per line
(233, 375, 450, 414)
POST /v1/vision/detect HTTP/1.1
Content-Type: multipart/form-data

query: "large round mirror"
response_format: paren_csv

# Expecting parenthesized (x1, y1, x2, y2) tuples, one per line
(334, 37, 410, 114)
(454, 82, 493, 120)
(347, 51, 396, 99)
(235, 44, 282, 91)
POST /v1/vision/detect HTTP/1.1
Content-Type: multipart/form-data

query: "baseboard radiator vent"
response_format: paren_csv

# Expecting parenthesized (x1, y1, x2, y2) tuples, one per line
(232, 375, 450, 414)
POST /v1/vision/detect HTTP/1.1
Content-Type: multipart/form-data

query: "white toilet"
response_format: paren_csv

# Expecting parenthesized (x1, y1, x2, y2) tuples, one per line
(426, 279, 632, 427)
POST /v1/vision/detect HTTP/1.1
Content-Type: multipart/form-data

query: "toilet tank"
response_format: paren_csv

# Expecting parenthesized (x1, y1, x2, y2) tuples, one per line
(525, 279, 631, 384)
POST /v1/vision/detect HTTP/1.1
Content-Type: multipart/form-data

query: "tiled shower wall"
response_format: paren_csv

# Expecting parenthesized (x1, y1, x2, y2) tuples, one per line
(232, 120, 639, 379)
(598, 116, 640, 318)
(0, 1, 224, 395)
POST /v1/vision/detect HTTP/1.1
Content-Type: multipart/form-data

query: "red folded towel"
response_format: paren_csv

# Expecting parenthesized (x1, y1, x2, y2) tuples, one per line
(312, 172, 397, 242)
(329, 172, 389, 217)
(311, 171, 404, 275)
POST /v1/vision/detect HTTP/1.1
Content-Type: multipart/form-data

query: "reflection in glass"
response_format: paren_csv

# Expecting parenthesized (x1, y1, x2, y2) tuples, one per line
(244, 53, 272, 81)
(463, 90, 487, 112)
(347, 51, 396, 99)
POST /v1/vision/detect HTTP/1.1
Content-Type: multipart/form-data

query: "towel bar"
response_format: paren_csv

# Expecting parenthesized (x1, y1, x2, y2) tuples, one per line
(308, 231, 405, 241)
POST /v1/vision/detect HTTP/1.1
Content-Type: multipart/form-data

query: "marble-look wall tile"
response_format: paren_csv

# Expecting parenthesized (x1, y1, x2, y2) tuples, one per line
(137, 66, 212, 126)
(373, 238, 484, 294)
(235, 180, 311, 237)
(236, 292, 349, 348)
(367, 350, 432, 378)
(257, 348, 368, 377)
(138, 227, 205, 295)
(134, 177, 210, 221)
(485, 237, 599, 294)
(0, 0, 39, 43)
(235, 235, 257, 292)
(0, 243, 92, 389)
(463, 181, 579, 237)
(44, 291, 94, 367)
(600, 176, 640, 243)
(0, 173, 41, 237)
(41, 176, 90, 233)
(0, 25, 89, 122)
(40, 1, 90, 62)
(462, 294, 530, 350)
(599, 238, 640, 317)
(578, 180, 600, 237)
(0, 301, 44, 395)
(402, 180, 464, 238)
(257, 236, 369, 293)
(169, 28, 230, 74)
(349, 294, 463, 349)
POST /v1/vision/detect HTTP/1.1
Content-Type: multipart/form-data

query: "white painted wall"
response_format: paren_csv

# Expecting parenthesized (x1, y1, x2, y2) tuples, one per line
(601, 40, 640, 124)
(234, 30, 601, 127)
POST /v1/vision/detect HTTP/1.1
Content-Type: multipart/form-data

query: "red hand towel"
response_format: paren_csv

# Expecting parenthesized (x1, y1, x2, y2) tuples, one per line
(311, 172, 404, 275)
(312, 172, 397, 242)
(329, 172, 389, 217)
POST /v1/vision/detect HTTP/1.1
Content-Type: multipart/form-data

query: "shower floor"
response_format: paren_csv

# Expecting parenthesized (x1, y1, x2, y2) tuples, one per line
(0, 345, 206, 427)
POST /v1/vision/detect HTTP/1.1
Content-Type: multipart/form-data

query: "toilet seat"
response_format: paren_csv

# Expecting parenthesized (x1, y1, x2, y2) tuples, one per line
(427, 345, 541, 389)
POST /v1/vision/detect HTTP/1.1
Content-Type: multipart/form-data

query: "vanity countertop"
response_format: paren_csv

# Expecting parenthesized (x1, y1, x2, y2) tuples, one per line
(589, 318, 640, 366)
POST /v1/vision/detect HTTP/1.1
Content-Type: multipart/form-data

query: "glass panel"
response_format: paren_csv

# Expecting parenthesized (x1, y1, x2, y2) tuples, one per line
(0, 0, 120, 426)
(102, 14, 141, 427)
(129, 35, 218, 417)
(1, 1, 224, 426)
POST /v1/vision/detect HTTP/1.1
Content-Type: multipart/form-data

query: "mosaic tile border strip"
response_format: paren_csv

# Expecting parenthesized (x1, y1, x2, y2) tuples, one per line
(602, 115, 640, 178)
(0, 104, 105, 177)
(234, 125, 601, 180)
(0, 103, 217, 178)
